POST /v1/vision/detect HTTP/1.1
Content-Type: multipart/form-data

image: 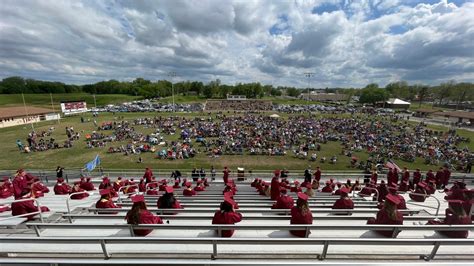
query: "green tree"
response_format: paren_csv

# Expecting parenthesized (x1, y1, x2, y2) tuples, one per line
(286, 87, 301, 97)
(359, 84, 388, 105)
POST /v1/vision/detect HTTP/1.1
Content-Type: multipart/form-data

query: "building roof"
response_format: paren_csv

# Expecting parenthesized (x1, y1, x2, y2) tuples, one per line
(0, 106, 55, 120)
(386, 98, 410, 105)
(433, 111, 474, 120)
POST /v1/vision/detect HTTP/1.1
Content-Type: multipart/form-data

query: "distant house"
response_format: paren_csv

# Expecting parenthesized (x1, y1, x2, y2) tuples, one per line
(226, 95, 247, 100)
(0, 106, 59, 128)
(384, 98, 410, 109)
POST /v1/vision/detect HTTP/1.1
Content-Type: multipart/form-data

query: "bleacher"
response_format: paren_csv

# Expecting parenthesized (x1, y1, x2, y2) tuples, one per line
(0, 176, 473, 264)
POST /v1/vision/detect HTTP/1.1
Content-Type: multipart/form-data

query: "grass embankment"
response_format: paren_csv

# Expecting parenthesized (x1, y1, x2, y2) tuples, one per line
(0, 111, 472, 171)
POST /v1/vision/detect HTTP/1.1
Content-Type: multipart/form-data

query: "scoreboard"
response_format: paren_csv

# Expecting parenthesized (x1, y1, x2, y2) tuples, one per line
(60, 101, 88, 115)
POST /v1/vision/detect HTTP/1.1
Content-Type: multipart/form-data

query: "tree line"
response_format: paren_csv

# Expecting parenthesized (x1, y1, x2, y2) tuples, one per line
(0, 76, 472, 105)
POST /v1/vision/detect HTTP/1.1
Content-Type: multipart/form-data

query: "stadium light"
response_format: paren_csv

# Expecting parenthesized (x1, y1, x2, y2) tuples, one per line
(304, 72, 315, 101)
(168, 72, 177, 112)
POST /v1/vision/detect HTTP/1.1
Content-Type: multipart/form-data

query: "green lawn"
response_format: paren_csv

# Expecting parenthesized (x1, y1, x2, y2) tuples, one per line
(0, 111, 472, 171)
(0, 93, 142, 109)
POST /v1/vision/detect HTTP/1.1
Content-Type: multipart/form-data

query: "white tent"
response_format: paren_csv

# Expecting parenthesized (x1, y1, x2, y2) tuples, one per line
(385, 98, 410, 109)
(269, 114, 280, 118)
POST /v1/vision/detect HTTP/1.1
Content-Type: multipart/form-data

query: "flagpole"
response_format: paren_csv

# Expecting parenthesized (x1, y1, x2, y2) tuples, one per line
(50, 93, 60, 124)
(22, 93, 35, 131)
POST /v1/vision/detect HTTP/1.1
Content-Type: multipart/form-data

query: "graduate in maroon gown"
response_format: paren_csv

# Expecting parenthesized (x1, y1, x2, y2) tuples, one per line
(11, 190, 50, 220)
(212, 197, 242, 237)
(427, 200, 471, 238)
(412, 169, 422, 189)
(387, 185, 407, 209)
(426, 180, 436, 195)
(158, 180, 168, 191)
(409, 182, 428, 202)
(125, 194, 163, 236)
(313, 167, 321, 182)
(172, 180, 181, 189)
(99, 177, 111, 190)
(426, 169, 435, 183)
(54, 177, 71, 195)
(387, 168, 396, 186)
(321, 181, 333, 193)
(31, 178, 49, 198)
(370, 170, 378, 184)
(223, 166, 230, 184)
(462, 190, 473, 219)
(402, 168, 410, 184)
(442, 166, 451, 188)
(12, 169, 29, 199)
(290, 192, 313, 237)
(376, 180, 389, 202)
(138, 178, 146, 192)
(80, 177, 95, 191)
(444, 181, 467, 201)
(143, 167, 154, 183)
(332, 187, 354, 209)
(113, 177, 125, 192)
(398, 180, 409, 192)
(183, 182, 196, 196)
(0, 177, 13, 199)
(270, 174, 281, 200)
(367, 194, 404, 237)
(157, 186, 183, 214)
(194, 180, 205, 192)
(70, 181, 89, 199)
(272, 188, 294, 209)
(435, 167, 445, 188)
(95, 189, 121, 214)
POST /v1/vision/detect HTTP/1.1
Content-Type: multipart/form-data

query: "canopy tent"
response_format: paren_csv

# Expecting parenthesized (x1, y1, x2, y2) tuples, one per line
(385, 98, 410, 109)
(269, 114, 280, 118)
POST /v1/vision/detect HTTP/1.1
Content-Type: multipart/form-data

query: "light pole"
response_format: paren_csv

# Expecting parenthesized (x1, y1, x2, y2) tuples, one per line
(304, 72, 315, 101)
(168, 72, 177, 112)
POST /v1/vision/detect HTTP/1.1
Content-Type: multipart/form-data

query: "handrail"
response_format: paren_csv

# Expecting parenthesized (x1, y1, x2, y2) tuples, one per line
(88, 207, 423, 216)
(407, 192, 441, 216)
(357, 187, 379, 202)
(25, 222, 474, 242)
(0, 198, 44, 223)
(117, 202, 378, 208)
(145, 181, 160, 191)
(66, 191, 93, 217)
(1, 236, 472, 261)
(62, 213, 443, 221)
(117, 185, 139, 203)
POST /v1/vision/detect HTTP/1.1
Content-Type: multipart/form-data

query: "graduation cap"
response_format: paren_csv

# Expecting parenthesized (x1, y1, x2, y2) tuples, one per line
(280, 187, 287, 194)
(417, 182, 427, 188)
(57, 177, 64, 182)
(99, 189, 110, 196)
(165, 186, 174, 193)
(74, 181, 81, 185)
(385, 194, 401, 206)
(294, 180, 300, 185)
(185, 181, 192, 187)
(340, 187, 350, 195)
(131, 194, 145, 203)
(297, 192, 309, 201)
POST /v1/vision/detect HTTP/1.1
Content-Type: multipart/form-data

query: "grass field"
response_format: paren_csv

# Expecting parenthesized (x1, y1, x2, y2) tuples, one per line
(0, 93, 142, 109)
(0, 110, 472, 171)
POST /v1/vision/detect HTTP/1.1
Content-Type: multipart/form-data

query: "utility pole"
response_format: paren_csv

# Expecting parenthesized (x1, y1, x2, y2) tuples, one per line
(93, 94, 97, 108)
(168, 72, 177, 112)
(304, 72, 315, 101)
(22, 93, 35, 131)
(50, 92, 60, 124)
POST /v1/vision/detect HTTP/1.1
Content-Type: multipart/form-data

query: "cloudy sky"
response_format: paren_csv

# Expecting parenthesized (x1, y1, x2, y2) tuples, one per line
(0, 0, 473, 88)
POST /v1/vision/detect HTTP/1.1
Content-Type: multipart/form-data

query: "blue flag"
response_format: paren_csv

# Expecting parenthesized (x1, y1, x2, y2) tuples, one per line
(85, 154, 101, 172)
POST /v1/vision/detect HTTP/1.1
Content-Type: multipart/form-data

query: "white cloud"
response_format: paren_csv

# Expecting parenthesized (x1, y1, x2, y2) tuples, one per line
(0, 0, 473, 88)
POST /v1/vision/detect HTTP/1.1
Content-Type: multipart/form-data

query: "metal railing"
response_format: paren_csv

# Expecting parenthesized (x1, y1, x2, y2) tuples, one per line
(117, 185, 139, 203)
(88, 207, 423, 216)
(0, 198, 44, 223)
(1, 235, 472, 261)
(406, 192, 441, 216)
